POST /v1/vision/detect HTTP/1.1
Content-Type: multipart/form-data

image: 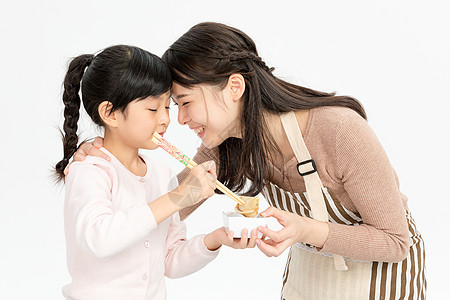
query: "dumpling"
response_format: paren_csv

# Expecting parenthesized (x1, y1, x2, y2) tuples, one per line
(235, 196, 259, 217)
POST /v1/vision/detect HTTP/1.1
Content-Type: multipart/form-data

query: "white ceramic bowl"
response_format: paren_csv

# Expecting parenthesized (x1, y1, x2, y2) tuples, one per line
(222, 211, 269, 238)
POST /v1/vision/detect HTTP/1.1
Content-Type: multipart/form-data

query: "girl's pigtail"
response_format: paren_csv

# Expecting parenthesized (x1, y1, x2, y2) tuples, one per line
(55, 54, 94, 181)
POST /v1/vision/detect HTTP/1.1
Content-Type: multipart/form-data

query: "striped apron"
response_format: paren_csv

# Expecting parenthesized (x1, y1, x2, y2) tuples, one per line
(262, 183, 426, 299)
(266, 111, 426, 299)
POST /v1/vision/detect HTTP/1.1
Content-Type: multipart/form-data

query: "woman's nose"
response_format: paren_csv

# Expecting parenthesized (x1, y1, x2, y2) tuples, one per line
(177, 106, 190, 125)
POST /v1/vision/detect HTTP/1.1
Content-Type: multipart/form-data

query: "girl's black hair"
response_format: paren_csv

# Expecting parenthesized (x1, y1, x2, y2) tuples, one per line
(163, 22, 366, 196)
(55, 45, 172, 181)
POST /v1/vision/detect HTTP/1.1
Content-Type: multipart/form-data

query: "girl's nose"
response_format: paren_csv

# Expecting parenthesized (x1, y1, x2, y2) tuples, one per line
(159, 110, 170, 126)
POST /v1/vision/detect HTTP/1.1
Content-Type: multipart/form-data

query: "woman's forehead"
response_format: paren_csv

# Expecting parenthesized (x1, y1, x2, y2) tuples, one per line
(171, 83, 196, 99)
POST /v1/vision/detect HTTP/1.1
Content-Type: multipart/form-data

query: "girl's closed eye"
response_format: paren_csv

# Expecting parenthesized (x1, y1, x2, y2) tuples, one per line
(148, 104, 170, 112)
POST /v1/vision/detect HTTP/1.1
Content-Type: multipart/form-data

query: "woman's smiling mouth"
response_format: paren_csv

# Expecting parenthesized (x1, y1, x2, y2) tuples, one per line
(193, 126, 206, 137)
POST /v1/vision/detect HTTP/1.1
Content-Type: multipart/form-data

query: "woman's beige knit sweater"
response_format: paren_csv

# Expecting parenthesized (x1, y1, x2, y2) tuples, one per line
(178, 106, 410, 262)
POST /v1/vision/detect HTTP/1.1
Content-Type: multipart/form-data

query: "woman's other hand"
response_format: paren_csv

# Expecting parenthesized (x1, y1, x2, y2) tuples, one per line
(255, 207, 329, 257)
(64, 137, 109, 175)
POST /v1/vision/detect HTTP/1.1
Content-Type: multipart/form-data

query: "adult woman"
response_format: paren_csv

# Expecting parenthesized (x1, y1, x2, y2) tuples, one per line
(73, 22, 426, 299)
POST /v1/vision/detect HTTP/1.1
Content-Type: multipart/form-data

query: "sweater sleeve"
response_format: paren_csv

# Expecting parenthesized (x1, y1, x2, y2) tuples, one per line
(164, 213, 219, 279)
(65, 161, 157, 259)
(178, 144, 220, 220)
(318, 112, 410, 263)
(161, 172, 219, 278)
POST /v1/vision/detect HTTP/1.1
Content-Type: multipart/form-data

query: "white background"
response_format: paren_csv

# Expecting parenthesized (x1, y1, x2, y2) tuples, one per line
(1, 0, 449, 299)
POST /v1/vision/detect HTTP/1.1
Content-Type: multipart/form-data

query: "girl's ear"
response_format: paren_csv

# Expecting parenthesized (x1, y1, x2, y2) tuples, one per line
(98, 101, 119, 127)
(227, 73, 245, 101)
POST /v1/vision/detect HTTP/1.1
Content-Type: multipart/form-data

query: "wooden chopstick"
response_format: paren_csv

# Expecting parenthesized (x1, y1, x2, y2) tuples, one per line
(152, 133, 245, 205)
(152, 133, 244, 205)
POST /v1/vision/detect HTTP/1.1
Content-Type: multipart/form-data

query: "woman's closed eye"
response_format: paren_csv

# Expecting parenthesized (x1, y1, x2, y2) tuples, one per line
(173, 101, 190, 107)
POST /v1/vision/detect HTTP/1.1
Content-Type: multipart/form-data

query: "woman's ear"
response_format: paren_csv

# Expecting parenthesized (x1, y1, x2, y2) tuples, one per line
(98, 101, 119, 127)
(227, 74, 245, 101)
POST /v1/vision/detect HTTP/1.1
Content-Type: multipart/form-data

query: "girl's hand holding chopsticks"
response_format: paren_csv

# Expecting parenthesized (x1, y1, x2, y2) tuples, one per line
(168, 161, 218, 208)
(152, 132, 245, 206)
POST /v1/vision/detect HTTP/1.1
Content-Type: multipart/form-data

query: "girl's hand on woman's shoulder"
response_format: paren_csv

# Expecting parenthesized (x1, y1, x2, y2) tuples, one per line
(64, 137, 110, 175)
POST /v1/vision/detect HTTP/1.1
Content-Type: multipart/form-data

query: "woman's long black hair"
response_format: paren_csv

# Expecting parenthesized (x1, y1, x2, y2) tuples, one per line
(163, 22, 366, 196)
(55, 45, 172, 181)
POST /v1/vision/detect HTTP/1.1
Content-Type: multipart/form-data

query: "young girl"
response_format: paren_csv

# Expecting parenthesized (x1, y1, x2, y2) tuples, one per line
(55, 45, 257, 300)
(75, 23, 426, 299)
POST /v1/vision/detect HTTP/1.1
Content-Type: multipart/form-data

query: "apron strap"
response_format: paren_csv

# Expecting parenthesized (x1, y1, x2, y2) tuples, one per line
(280, 111, 348, 271)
